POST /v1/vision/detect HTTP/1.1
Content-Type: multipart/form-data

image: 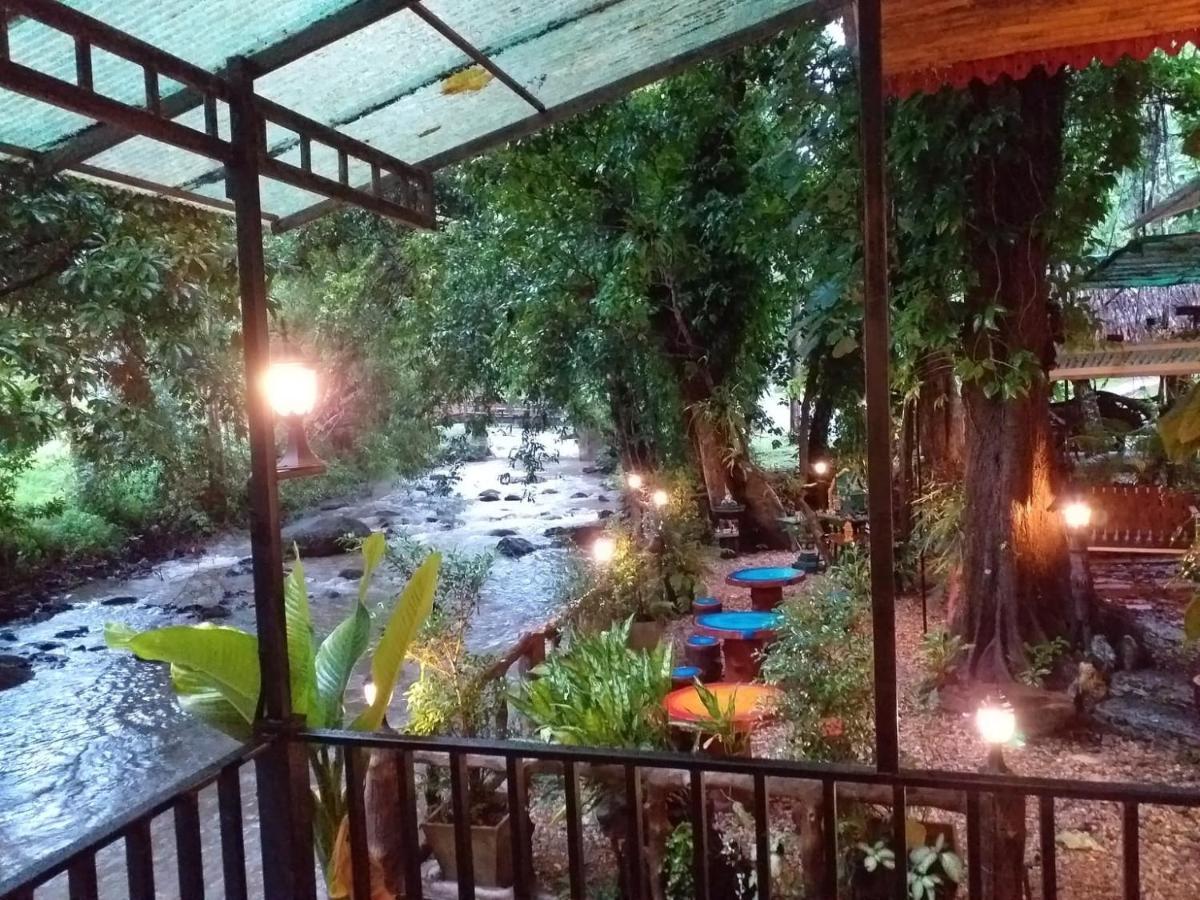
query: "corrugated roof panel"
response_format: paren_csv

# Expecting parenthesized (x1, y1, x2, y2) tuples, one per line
(1081, 233, 1200, 290)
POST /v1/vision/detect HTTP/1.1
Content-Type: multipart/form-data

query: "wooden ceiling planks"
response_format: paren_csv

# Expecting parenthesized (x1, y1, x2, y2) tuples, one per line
(882, 0, 1200, 95)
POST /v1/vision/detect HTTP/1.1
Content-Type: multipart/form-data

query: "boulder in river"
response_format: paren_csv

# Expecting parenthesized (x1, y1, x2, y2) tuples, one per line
(100, 595, 138, 607)
(478, 489, 502, 502)
(496, 536, 537, 558)
(281, 515, 371, 557)
(543, 522, 605, 547)
(489, 528, 517, 537)
(0, 655, 34, 692)
(504, 493, 522, 502)
(339, 567, 365, 580)
(54, 626, 88, 639)
(571, 491, 589, 499)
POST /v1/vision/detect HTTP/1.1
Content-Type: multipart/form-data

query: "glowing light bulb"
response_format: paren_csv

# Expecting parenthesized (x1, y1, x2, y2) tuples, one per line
(1062, 500, 1092, 531)
(812, 460, 830, 477)
(363, 680, 378, 707)
(592, 536, 616, 564)
(626, 472, 644, 490)
(651, 489, 669, 509)
(263, 361, 317, 417)
(975, 701, 1016, 746)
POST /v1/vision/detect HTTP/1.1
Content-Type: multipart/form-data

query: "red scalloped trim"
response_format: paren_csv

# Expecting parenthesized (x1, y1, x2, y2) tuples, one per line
(886, 29, 1200, 98)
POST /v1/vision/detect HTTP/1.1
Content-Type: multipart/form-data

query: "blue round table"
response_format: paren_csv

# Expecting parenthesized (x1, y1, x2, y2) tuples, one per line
(696, 610, 783, 681)
(725, 566, 805, 611)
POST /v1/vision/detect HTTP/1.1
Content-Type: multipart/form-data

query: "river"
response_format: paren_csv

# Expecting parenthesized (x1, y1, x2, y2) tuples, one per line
(0, 429, 611, 895)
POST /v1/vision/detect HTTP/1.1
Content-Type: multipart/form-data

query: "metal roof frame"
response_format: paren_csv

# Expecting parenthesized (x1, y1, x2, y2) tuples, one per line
(1080, 231, 1200, 290)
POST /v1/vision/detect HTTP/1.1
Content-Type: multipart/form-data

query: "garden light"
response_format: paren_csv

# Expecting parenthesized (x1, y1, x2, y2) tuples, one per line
(976, 699, 1016, 745)
(592, 536, 616, 564)
(1062, 500, 1092, 531)
(626, 472, 644, 490)
(263, 358, 326, 480)
(811, 459, 830, 477)
(263, 360, 317, 418)
(651, 489, 669, 509)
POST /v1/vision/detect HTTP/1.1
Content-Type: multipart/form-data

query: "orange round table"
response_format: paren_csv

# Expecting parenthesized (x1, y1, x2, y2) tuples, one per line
(663, 682, 781, 731)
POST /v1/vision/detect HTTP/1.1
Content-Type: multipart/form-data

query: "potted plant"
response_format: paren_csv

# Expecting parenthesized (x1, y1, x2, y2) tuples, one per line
(107, 533, 439, 896)
(676, 680, 753, 757)
(850, 822, 963, 900)
(404, 548, 514, 888)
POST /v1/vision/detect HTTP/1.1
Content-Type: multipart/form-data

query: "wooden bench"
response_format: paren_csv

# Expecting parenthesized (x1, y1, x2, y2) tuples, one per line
(1071, 484, 1199, 554)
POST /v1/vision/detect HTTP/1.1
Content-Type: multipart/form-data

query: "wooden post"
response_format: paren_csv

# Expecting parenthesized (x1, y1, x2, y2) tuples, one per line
(856, 0, 900, 772)
(226, 57, 317, 900)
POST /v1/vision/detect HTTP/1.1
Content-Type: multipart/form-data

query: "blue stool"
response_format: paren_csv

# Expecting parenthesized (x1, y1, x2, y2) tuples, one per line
(684, 634, 722, 682)
(692, 596, 723, 617)
(671, 665, 703, 689)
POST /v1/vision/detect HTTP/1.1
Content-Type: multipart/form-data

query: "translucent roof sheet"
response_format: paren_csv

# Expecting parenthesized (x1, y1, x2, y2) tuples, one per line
(0, 0, 817, 227)
(1081, 233, 1200, 290)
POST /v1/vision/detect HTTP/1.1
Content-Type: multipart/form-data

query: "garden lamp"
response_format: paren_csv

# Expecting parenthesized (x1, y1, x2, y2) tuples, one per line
(263, 359, 326, 480)
(1062, 500, 1092, 532)
(592, 536, 616, 565)
(651, 489, 669, 509)
(626, 472, 645, 491)
(812, 459, 831, 477)
(975, 699, 1016, 770)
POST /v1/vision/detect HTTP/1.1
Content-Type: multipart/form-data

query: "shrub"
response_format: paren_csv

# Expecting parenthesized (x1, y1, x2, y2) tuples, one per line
(915, 630, 971, 705)
(511, 619, 673, 749)
(762, 558, 874, 762)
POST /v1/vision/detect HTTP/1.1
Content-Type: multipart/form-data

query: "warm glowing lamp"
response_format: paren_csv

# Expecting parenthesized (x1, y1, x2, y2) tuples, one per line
(812, 459, 831, 477)
(592, 536, 616, 565)
(263, 359, 326, 479)
(651, 489, 669, 509)
(1062, 500, 1092, 531)
(626, 472, 644, 491)
(976, 699, 1016, 770)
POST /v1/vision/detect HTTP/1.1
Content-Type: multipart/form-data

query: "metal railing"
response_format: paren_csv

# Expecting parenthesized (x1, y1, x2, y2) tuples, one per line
(5, 730, 1200, 900)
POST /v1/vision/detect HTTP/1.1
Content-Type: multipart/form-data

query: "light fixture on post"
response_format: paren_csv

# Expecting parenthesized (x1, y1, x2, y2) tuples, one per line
(975, 698, 1016, 771)
(592, 536, 616, 565)
(811, 459, 831, 478)
(651, 488, 669, 509)
(1060, 496, 1096, 645)
(626, 472, 645, 491)
(263, 358, 326, 480)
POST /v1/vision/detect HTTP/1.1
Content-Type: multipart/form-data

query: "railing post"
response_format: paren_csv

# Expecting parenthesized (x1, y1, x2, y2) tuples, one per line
(856, 0, 900, 772)
(227, 56, 316, 900)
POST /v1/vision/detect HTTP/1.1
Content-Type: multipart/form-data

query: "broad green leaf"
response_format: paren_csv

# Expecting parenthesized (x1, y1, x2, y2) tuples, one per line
(352, 552, 440, 731)
(939, 851, 964, 884)
(284, 551, 317, 719)
(171, 665, 254, 741)
(1185, 596, 1200, 642)
(357, 532, 387, 605)
(314, 602, 371, 728)
(110, 623, 260, 722)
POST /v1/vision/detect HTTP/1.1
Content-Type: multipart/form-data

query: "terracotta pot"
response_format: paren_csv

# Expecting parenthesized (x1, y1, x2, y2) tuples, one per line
(628, 619, 665, 651)
(423, 813, 513, 888)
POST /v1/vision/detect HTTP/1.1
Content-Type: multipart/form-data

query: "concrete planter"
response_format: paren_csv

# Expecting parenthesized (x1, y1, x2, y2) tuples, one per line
(423, 813, 513, 888)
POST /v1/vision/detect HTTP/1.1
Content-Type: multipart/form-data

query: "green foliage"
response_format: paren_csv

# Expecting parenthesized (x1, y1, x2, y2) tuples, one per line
(762, 558, 874, 762)
(916, 630, 972, 705)
(1019, 636, 1071, 687)
(664, 822, 695, 900)
(511, 619, 673, 749)
(686, 680, 752, 756)
(107, 534, 440, 876)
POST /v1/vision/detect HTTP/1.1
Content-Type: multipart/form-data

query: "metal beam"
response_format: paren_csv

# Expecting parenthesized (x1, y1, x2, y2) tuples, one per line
(271, 1, 823, 232)
(408, 0, 546, 114)
(856, 0, 900, 774)
(40, 0, 418, 171)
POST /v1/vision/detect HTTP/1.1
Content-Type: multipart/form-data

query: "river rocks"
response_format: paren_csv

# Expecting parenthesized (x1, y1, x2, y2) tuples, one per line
(479, 490, 502, 502)
(100, 595, 138, 606)
(598, 509, 614, 520)
(0, 655, 33, 691)
(570, 491, 589, 499)
(281, 515, 371, 557)
(489, 528, 517, 537)
(544, 522, 605, 547)
(541, 488, 559, 495)
(173, 603, 232, 621)
(496, 536, 537, 558)
(503, 493, 522, 502)
(33, 641, 63, 652)
(425, 515, 439, 522)
(598, 494, 610, 502)
(338, 567, 365, 580)
(53, 626, 88, 639)
(1089, 635, 1118, 674)
(0, 630, 17, 642)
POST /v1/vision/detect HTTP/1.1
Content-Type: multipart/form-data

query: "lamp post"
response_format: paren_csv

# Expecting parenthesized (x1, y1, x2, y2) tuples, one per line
(1061, 498, 1095, 645)
(592, 536, 616, 565)
(263, 359, 326, 480)
(975, 699, 1026, 900)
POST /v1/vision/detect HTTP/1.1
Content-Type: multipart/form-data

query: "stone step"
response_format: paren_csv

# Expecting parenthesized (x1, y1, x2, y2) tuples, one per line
(1093, 694, 1200, 747)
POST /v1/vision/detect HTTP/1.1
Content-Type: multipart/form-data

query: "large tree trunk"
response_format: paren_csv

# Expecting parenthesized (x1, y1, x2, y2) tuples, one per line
(952, 68, 1074, 684)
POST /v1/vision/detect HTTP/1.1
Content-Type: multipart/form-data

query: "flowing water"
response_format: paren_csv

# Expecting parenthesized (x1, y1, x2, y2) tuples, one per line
(0, 430, 611, 894)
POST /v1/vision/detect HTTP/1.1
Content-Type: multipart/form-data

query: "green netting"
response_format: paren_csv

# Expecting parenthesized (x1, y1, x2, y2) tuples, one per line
(1, 0, 814, 221)
(1081, 233, 1200, 289)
